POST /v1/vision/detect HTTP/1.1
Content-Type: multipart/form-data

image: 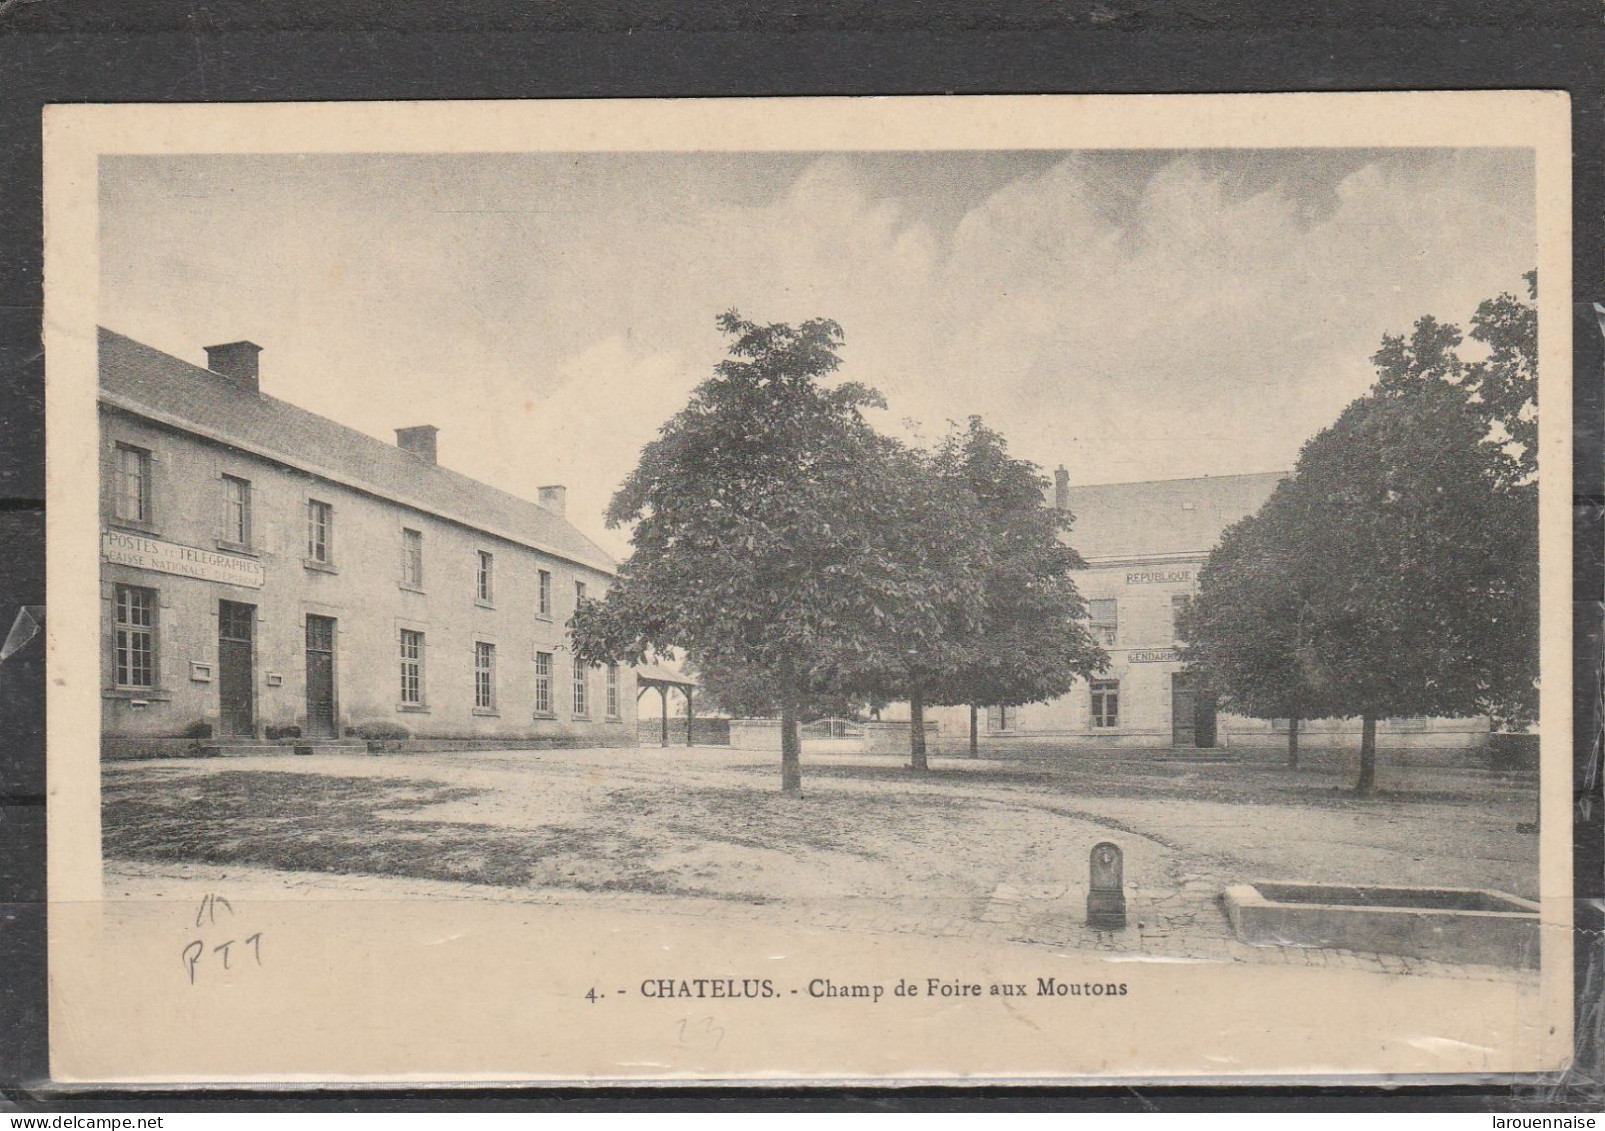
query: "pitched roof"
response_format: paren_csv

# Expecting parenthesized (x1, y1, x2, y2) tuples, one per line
(632, 662, 696, 688)
(98, 328, 616, 574)
(1059, 471, 1287, 562)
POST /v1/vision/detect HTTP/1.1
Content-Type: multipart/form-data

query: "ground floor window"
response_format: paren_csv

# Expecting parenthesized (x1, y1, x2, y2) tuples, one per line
(399, 629, 424, 705)
(606, 663, 619, 718)
(986, 704, 1013, 731)
(474, 642, 496, 709)
(1091, 680, 1120, 729)
(534, 651, 553, 715)
(114, 585, 156, 688)
(573, 661, 588, 717)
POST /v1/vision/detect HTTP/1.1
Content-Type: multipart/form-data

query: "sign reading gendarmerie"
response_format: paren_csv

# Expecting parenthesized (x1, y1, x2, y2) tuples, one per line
(102, 530, 265, 589)
(1128, 649, 1181, 664)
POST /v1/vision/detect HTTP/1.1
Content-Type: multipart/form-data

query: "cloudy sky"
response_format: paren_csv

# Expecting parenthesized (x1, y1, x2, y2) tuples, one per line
(100, 148, 1535, 558)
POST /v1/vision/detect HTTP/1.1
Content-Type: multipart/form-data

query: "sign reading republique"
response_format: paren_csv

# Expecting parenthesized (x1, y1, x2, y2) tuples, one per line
(102, 530, 265, 588)
(1125, 569, 1193, 585)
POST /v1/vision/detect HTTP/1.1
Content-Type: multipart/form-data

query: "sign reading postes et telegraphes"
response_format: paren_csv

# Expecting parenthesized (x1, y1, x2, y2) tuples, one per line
(1125, 568, 1193, 585)
(102, 531, 265, 589)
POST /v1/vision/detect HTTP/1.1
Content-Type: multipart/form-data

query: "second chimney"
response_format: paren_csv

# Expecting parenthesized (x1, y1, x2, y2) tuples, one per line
(538, 485, 567, 518)
(1054, 465, 1070, 511)
(395, 425, 439, 465)
(204, 341, 263, 394)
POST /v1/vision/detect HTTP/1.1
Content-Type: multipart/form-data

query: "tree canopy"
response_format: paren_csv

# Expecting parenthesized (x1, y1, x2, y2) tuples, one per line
(570, 311, 990, 792)
(921, 417, 1107, 757)
(1179, 278, 1539, 791)
(1178, 483, 1336, 766)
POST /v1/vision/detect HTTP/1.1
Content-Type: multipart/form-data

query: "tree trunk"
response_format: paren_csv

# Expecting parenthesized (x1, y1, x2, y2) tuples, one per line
(969, 703, 979, 759)
(1355, 714, 1377, 793)
(909, 689, 929, 772)
(780, 698, 802, 795)
(1287, 716, 1300, 769)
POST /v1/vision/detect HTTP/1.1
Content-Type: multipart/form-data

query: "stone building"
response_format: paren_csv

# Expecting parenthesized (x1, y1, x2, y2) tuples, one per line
(917, 467, 1489, 757)
(99, 328, 636, 756)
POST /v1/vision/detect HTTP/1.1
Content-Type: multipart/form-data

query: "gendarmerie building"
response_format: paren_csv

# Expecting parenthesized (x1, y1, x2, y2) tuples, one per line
(99, 328, 635, 757)
(923, 467, 1490, 758)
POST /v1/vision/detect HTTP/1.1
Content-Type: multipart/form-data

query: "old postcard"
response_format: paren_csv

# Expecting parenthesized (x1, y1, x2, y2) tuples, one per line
(43, 93, 1573, 1083)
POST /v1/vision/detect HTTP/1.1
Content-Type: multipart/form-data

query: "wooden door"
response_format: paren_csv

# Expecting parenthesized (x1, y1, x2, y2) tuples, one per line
(1172, 671, 1217, 748)
(1194, 688, 1218, 748)
(1171, 672, 1196, 747)
(217, 600, 255, 737)
(305, 614, 337, 738)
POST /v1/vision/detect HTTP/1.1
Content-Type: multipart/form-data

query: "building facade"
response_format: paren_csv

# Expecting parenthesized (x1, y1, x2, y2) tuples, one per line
(921, 468, 1489, 756)
(99, 329, 637, 757)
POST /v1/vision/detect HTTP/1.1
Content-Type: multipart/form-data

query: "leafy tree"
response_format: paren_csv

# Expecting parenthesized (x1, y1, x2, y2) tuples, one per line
(1466, 271, 1539, 481)
(569, 311, 982, 793)
(1179, 484, 1334, 767)
(1370, 269, 1537, 485)
(803, 436, 1001, 772)
(1181, 279, 1538, 792)
(921, 417, 1108, 759)
(685, 652, 872, 722)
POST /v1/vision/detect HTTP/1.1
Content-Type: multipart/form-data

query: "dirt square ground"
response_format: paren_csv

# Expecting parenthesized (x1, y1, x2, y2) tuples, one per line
(101, 743, 1540, 981)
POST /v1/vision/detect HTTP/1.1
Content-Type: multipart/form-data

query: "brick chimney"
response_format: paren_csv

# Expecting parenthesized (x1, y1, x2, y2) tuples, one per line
(203, 341, 263, 393)
(538, 485, 567, 518)
(395, 425, 439, 465)
(1054, 465, 1070, 510)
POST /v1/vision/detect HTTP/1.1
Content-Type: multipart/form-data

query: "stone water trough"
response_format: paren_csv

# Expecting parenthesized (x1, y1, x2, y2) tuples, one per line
(1223, 881, 1540, 969)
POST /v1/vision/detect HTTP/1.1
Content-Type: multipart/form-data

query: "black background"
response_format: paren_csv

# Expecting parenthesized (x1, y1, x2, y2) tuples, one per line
(1, 0, 1600, 1112)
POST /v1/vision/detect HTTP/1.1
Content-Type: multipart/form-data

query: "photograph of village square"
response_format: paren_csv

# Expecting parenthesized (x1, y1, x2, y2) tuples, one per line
(95, 142, 1543, 990)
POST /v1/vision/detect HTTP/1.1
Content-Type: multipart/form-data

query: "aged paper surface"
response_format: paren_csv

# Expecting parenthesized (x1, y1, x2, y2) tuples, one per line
(45, 93, 1573, 1082)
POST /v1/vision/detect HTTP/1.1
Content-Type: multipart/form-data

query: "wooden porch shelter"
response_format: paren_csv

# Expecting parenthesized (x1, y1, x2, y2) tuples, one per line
(634, 663, 698, 747)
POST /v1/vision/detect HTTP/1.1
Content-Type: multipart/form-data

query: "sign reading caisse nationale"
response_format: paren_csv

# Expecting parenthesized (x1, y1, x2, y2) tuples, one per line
(102, 530, 265, 588)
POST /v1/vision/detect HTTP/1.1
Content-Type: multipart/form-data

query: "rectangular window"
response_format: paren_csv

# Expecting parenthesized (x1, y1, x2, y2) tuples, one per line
(986, 705, 1013, 732)
(606, 663, 620, 718)
(573, 660, 588, 717)
(1091, 680, 1120, 729)
(477, 551, 494, 603)
(401, 528, 424, 588)
(399, 629, 424, 705)
(534, 651, 554, 715)
(1171, 594, 1189, 642)
(1089, 598, 1118, 646)
(221, 475, 251, 546)
(575, 580, 587, 604)
(306, 499, 332, 562)
(538, 570, 552, 616)
(113, 585, 156, 688)
(114, 443, 151, 524)
(474, 642, 496, 709)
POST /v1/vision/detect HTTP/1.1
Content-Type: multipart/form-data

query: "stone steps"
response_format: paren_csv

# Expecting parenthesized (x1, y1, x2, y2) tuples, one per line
(196, 741, 367, 758)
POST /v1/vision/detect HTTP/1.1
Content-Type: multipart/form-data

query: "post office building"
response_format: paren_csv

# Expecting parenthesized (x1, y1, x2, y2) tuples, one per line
(99, 328, 636, 757)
